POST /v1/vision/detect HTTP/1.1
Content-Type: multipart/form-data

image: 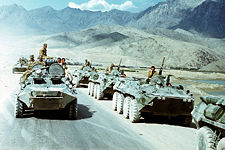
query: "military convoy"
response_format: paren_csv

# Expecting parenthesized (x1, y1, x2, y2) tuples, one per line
(13, 53, 225, 149)
(192, 96, 225, 150)
(15, 59, 77, 119)
(12, 57, 28, 73)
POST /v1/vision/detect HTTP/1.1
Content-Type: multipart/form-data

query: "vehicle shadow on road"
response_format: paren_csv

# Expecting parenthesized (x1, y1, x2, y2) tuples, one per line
(140, 116, 196, 129)
(22, 104, 95, 120)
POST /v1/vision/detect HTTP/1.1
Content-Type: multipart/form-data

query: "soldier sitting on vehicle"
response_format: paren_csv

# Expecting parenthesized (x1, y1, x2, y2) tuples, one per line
(21, 55, 36, 83)
(38, 57, 46, 66)
(106, 63, 114, 75)
(39, 43, 53, 59)
(62, 58, 67, 70)
(81, 59, 91, 70)
(39, 43, 47, 58)
(146, 66, 158, 83)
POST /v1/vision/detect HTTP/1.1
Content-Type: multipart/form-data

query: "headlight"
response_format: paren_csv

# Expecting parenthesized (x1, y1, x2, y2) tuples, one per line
(35, 69, 42, 75)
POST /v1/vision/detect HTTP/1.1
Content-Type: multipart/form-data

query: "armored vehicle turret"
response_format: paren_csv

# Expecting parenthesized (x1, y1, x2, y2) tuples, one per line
(112, 74, 194, 125)
(15, 61, 77, 119)
(192, 96, 225, 150)
(12, 57, 28, 73)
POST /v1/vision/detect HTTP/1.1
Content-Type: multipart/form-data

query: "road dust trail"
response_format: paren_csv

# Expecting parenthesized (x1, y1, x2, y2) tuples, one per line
(0, 73, 155, 150)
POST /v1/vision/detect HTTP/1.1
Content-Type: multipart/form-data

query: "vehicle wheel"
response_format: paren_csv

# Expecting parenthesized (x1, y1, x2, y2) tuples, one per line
(217, 138, 225, 150)
(197, 126, 217, 150)
(112, 92, 119, 111)
(93, 84, 97, 99)
(90, 82, 94, 96)
(123, 96, 131, 119)
(88, 82, 91, 95)
(117, 93, 124, 114)
(68, 100, 77, 119)
(129, 99, 140, 123)
(73, 77, 79, 88)
(15, 99, 24, 118)
(96, 84, 103, 100)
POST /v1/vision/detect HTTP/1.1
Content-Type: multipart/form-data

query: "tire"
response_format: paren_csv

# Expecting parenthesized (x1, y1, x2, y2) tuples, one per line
(68, 101, 77, 119)
(217, 138, 225, 150)
(96, 84, 104, 100)
(197, 126, 217, 150)
(90, 82, 94, 96)
(88, 82, 91, 95)
(72, 77, 79, 88)
(117, 93, 124, 114)
(112, 92, 119, 111)
(129, 99, 140, 123)
(15, 99, 24, 118)
(123, 96, 131, 119)
(93, 84, 97, 99)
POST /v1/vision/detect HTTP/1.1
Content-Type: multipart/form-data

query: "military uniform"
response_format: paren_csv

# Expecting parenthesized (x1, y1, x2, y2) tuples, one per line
(148, 70, 158, 78)
(21, 59, 36, 83)
(39, 48, 47, 58)
(82, 60, 91, 70)
(106, 66, 113, 75)
(62, 63, 68, 70)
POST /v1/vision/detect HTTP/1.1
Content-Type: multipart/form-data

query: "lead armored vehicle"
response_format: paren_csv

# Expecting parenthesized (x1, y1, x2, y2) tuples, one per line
(72, 66, 96, 88)
(12, 57, 28, 73)
(192, 96, 225, 150)
(112, 74, 194, 124)
(15, 60, 77, 119)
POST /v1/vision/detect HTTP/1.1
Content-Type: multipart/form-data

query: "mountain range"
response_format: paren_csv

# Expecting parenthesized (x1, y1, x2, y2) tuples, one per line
(0, 0, 225, 38)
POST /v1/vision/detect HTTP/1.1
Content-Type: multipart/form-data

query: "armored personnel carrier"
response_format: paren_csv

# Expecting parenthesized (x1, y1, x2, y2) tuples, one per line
(12, 57, 28, 73)
(15, 60, 77, 119)
(192, 96, 225, 150)
(88, 68, 125, 100)
(72, 66, 96, 88)
(112, 74, 194, 124)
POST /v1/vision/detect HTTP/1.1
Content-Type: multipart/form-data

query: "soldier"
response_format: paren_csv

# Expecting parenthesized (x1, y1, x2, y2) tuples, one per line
(21, 55, 36, 83)
(57, 58, 61, 64)
(148, 66, 158, 78)
(146, 66, 158, 83)
(62, 58, 68, 70)
(106, 63, 114, 75)
(27, 55, 36, 70)
(81, 59, 91, 70)
(39, 43, 47, 58)
(84, 59, 90, 67)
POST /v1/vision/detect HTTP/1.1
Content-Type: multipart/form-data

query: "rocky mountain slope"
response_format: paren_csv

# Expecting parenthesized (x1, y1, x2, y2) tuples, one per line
(1, 0, 225, 38)
(174, 0, 225, 38)
(0, 4, 136, 34)
(128, 0, 205, 29)
(34, 25, 224, 69)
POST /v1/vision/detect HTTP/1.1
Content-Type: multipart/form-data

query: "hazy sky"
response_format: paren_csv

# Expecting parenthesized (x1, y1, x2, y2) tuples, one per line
(0, 0, 165, 12)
